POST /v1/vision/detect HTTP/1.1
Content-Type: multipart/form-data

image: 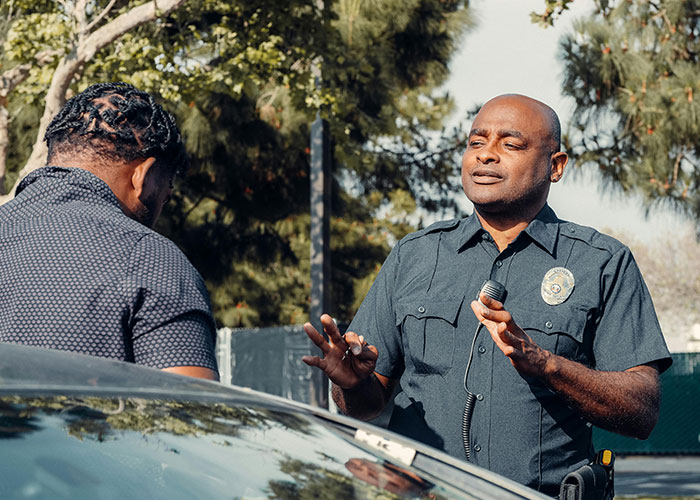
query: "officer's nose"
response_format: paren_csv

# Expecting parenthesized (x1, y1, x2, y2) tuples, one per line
(476, 144, 499, 164)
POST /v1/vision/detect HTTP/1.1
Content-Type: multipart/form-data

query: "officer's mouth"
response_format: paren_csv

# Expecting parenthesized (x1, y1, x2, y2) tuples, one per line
(470, 168, 503, 184)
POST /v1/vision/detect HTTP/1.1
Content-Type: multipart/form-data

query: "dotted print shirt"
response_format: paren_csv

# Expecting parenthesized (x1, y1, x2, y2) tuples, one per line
(0, 166, 218, 371)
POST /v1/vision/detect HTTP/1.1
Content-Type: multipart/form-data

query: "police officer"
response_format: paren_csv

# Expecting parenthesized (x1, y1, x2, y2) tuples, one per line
(303, 94, 672, 496)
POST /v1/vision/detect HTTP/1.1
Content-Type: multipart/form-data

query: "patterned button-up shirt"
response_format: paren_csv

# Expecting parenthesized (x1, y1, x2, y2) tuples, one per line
(0, 166, 217, 371)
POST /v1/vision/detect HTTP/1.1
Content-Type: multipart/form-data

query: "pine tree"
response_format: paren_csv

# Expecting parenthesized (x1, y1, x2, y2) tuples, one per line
(555, 0, 700, 229)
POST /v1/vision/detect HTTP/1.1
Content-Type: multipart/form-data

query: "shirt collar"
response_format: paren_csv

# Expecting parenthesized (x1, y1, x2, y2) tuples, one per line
(16, 166, 121, 208)
(522, 204, 560, 255)
(458, 204, 560, 255)
(458, 212, 487, 249)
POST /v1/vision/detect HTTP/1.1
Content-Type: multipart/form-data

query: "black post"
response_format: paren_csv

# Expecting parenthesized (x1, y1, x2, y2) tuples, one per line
(308, 0, 331, 409)
(309, 112, 331, 409)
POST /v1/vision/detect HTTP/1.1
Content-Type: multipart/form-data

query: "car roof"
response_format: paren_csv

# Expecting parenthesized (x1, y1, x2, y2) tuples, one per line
(0, 343, 550, 500)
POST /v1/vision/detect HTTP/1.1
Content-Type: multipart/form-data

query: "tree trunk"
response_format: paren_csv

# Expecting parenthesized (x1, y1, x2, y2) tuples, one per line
(0, 62, 34, 201)
(2, 0, 189, 203)
(0, 103, 8, 195)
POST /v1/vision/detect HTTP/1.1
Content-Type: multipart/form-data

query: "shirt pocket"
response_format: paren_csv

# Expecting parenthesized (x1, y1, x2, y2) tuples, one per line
(518, 303, 590, 362)
(395, 294, 465, 375)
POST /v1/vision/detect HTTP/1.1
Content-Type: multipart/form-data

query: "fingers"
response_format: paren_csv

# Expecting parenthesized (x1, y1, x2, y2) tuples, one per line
(357, 342, 378, 362)
(303, 322, 331, 355)
(471, 299, 514, 328)
(491, 322, 517, 352)
(344, 331, 364, 355)
(302, 355, 327, 370)
(471, 299, 520, 349)
(305, 314, 376, 368)
(478, 292, 504, 310)
(304, 315, 351, 352)
(320, 314, 344, 344)
(349, 343, 379, 379)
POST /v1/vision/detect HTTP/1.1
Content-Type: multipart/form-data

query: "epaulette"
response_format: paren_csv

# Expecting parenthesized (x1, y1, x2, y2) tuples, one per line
(559, 221, 626, 254)
(398, 218, 462, 245)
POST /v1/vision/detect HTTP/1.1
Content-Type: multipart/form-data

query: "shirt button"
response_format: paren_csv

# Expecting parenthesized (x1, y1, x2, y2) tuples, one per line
(478, 345, 486, 354)
(481, 233, 490, 240)
(545, 321, 553, 329)
(495, 260, 503, 267)
(474, 445, 482, 452)
(418, 306, 426, 314)
(476, 393, 484, 401)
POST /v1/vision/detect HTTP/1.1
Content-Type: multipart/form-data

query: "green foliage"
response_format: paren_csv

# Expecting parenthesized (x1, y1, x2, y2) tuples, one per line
(531, 0, 577, 27)
(2, 0, 474, 327)
(557, 0, 700, 228)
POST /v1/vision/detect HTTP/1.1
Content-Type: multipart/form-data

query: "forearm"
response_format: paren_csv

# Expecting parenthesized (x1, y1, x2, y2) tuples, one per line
(332, 373, 390, 421)
(543, 355, 660, 439)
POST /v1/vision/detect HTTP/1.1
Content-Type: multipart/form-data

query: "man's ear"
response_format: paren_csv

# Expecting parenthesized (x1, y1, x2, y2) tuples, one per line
(549, 151, 568, 183)
(130, 157, 157, 197)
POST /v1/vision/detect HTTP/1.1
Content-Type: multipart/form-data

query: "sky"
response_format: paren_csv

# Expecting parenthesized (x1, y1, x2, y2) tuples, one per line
(441, 0, 696, 244)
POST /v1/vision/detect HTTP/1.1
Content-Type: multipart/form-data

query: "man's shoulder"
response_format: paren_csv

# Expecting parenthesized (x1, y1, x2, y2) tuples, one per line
(558, 220, 629, 256)
(132, 229, 194, 264)
(131, 229, 205, 284)
(397, 218, 462, 247)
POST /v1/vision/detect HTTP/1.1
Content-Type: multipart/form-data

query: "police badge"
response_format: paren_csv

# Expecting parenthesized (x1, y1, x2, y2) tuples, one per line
(541, 267, 575, 305)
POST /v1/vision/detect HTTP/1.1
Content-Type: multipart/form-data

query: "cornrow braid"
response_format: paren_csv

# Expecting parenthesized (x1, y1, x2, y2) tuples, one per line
(45, 82, 188, 175)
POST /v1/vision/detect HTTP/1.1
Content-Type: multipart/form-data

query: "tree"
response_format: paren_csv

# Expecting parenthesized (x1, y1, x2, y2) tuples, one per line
(0, 1, 57, 195)
(531, 0, 577, 28)
(2, 0, 474, 327)
(0, 0, 193, 201)
(548, 1, 700, 229)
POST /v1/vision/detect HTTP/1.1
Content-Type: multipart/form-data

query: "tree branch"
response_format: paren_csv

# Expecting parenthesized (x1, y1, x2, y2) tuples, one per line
(85, 0, 117, 33)
(672, 151, 684, 186)
(1, 0, 189, 204)
(0, 63, 32, 98)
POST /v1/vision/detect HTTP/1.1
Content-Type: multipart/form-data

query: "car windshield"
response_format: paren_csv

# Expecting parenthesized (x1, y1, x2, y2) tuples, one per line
(0, 395, 475, 500)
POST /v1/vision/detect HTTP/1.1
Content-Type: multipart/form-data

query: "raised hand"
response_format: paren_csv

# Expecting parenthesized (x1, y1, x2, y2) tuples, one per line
(302, 314, 378, 389)
(470, 292, 551, 378)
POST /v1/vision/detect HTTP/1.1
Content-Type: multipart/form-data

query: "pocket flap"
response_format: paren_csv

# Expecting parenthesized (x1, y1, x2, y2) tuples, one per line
(520, 304, 588, 344)
(395, 294, 465, 326)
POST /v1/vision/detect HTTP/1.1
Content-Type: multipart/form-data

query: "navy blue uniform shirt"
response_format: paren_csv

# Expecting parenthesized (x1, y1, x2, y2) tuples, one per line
(0, 166, 217, 371)
(349, 205, 671, 495)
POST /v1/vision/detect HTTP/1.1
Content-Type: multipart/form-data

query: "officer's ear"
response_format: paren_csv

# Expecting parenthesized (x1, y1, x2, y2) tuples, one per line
(549, 152, 568, 183)
(130, 157, 157, 197)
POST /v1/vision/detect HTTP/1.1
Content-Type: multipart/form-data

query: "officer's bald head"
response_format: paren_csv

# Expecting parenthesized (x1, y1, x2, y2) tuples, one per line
(478, 94, 561, 153)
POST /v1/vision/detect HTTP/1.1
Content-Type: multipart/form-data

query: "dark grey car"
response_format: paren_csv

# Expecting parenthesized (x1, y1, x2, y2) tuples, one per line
(0, 343, 550, 499)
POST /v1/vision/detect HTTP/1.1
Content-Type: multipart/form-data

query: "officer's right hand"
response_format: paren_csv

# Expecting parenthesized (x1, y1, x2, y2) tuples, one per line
(302, 314, 378, 390)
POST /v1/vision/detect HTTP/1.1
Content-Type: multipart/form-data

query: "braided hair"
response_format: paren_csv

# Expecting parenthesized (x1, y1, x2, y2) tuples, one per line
(45, 82, 188, 176)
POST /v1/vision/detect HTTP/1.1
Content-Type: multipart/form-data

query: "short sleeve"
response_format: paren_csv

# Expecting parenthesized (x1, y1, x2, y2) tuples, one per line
(593, 247, 671, 373)
(348, 244, 405, 379)
(124, 234, 218, 371)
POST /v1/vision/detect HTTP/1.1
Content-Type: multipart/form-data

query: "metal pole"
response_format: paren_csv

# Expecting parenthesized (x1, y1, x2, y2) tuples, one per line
(309, 0, 330, 409)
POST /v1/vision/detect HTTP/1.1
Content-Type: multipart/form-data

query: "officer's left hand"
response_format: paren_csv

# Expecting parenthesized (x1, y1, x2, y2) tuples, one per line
(470, 292, 553, 378)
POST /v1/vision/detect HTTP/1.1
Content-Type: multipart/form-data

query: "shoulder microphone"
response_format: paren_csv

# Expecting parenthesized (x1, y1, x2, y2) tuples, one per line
(477, 279, 506, 304)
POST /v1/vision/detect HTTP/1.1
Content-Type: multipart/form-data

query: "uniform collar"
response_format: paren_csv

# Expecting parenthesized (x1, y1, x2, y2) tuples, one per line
(522, 204, 560, 256)
(458, 204, 560, 256)
(457, 212, 487, 249)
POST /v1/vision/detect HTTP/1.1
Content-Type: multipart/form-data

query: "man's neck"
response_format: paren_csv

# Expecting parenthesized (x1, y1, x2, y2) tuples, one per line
(47, 153, 135, 219)
(475, 204, 545, 252)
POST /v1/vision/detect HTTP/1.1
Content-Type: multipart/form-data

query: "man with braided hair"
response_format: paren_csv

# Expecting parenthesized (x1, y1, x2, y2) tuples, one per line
(0, 82, 218, 380)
